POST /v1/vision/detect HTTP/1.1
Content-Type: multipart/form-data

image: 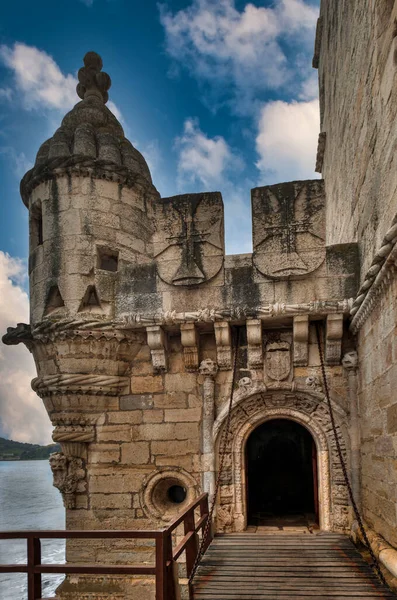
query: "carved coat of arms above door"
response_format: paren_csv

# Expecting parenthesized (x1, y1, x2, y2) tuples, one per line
(152, 192, 224, 286)
(264, 341, 292, 382)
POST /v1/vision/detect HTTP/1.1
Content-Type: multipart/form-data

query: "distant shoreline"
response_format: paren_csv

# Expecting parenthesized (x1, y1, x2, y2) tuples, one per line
(0, 457, 52, 461)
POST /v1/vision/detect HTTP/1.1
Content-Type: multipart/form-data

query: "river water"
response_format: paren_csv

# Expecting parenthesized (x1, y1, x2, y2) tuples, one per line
(0, 460, 65, 600)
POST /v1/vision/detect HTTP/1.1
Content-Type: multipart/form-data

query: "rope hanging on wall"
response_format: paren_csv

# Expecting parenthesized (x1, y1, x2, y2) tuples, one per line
(315, 321, 390, 589)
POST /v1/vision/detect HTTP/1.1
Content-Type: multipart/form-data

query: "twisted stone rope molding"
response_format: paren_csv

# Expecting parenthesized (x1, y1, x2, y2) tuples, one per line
(30, 299, 353, 335)
(350, 218, 397, 334)
(31, 373, 130, 397)
(52, 426, 95, 443)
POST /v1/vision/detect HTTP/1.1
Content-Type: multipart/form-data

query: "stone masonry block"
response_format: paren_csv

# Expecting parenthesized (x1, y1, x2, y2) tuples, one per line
(164, 408, 201, 422)
(121, 441, 150, 464)
(151, 439, 197, 456)
(91, 494, 132, 509)
(120, 394, 154, 410)
(131, 376, 163, 394)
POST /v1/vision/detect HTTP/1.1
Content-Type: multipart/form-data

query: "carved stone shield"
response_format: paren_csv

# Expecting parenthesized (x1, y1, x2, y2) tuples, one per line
(252, 180, 326, 279)
(152, 192, 224, 286)
(265, 341, 291, 381)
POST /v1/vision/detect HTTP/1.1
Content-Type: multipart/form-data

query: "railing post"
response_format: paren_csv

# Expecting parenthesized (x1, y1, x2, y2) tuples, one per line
(165, 531, 179, 600)
(156, 533, 167, 600)
(27, 537, 41, 600)
(201, 495, 212, 553)
(184, 508, 199, 578)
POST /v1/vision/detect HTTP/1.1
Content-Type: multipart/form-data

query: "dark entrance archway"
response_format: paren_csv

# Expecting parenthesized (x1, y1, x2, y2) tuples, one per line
(246, 419, 318, 528)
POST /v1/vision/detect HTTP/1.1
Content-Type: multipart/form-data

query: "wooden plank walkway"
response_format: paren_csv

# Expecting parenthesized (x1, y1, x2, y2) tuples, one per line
(192, 533, 395, 599)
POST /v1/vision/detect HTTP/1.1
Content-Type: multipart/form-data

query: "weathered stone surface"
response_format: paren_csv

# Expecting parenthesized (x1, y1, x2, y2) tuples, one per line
(11, 36, 397, 600)
(120, 394, 154, 411)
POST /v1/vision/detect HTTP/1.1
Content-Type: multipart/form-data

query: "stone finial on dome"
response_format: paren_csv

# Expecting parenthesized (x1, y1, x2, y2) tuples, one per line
(76, 51, 111, 104)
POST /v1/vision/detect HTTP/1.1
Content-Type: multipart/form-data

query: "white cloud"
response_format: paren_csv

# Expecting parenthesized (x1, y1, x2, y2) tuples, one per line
(0, 252, 52, 445)
(0, 43, 77, 111)
(159, 0, 318, 114)
(176, 118, 243, 189)
(255, 98, 320, 183)
(0, 42, 123, 120)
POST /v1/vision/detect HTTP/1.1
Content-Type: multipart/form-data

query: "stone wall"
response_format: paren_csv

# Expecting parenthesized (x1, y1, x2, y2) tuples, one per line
(318, 0, 397, 547)
(318, 0, 397, 277)
(358, 275, 397, 547)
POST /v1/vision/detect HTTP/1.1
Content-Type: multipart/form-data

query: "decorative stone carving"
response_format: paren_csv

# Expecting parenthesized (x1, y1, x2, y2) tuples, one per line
(252, 181, 325, 279)
(342, 351, 358, 371)
(305, 375, 323, 393)
(350, 219, 397, 333)
(49, 452, 86, 509)
(315, 132, 327, 173)
(199, 358, 218, 377)
(52, 425, 95, 444)
(214, 388, 349, 533)
(293, 315, 309, 366)
(238, 377, 252, 390)
(32, 374, 130, 397)
(217, 505, 233, 532)
(200, 358, 218, 499)
(214, 321, 232, 370)
(76, 51, 111, 104)
(153, 192, 224, 286)
(246, 319, 263, 369)
(264, 340, 291, 382)
(146, 325, 167, 373)
(180, 322, 199, 371)
(326, 314, 343, 365)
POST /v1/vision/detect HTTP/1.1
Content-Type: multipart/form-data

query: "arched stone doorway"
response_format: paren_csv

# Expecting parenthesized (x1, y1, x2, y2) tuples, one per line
(213, 382, 350, 533)
(246, 419, 319, 528)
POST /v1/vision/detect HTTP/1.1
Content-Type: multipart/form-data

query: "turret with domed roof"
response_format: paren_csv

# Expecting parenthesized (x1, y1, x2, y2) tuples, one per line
(23, 51, 158, 324)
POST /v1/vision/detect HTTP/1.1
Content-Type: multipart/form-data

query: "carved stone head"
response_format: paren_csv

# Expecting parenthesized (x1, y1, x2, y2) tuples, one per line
(238, 377, 252, 389)
(342, 351, 358, 370)
(199, 358, 218, 377)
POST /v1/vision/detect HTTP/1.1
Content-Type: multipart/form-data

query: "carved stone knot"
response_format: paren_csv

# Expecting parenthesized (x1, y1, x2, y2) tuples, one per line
(305, 375, 323, 392)
(199, 358, 218, 378)
(49, 452, 86, 509)
(238, 377, 252, 390)
(342, 351, 358, 371)
(77, 52, 111, 104)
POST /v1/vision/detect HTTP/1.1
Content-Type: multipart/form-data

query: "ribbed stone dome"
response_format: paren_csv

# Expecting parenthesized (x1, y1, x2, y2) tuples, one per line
(20, 51, 152, 206)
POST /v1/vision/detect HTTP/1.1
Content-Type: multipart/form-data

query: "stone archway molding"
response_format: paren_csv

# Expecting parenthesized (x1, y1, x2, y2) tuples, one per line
(213, 382, 350, 533)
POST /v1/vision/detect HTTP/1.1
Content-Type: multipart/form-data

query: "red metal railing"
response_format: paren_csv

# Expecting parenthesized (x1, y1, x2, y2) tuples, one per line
(0, 492, 211, 600)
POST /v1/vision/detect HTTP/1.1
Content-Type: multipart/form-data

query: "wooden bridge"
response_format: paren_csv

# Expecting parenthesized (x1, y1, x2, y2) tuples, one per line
(0, 493, 395, 599)
(193, 532, 395, 600)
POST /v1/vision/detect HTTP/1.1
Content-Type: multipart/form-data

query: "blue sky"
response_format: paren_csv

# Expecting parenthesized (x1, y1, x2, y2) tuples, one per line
(0, 0, 321, 443)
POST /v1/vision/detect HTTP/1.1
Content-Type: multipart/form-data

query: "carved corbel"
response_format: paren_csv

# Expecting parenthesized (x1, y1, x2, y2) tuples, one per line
(180, 322, 199, 371)
(325, 314, 343, 365)
(214, 321, 232, 370)
(49, 452, 86, 509)
(246, 319, 263, 369)
(146, 325, 168, 373)
(293, 315, 309, 366)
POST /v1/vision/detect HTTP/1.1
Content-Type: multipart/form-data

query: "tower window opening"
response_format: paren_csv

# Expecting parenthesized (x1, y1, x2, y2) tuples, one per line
(31, 204, 43, 248)
(97, 247, 119, 272)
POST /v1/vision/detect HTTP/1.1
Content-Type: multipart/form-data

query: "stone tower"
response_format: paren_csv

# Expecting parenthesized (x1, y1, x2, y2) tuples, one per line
(3, 49, 374, 598)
